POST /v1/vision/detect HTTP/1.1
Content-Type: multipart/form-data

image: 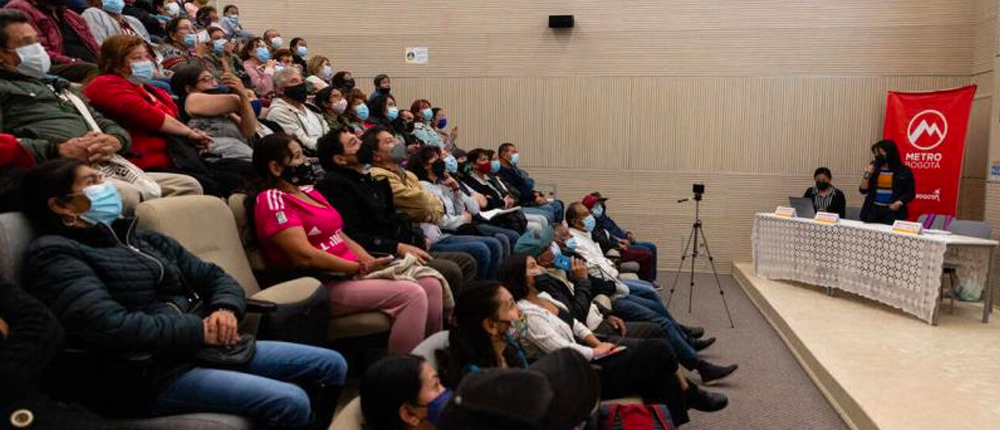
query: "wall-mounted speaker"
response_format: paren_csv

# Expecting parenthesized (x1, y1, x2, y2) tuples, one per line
(548, 15, 574, 29)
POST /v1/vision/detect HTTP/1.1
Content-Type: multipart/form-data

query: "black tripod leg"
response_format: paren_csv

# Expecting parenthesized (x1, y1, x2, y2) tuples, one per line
(668, 225, 696, 308)
(697, 226, 735, 328)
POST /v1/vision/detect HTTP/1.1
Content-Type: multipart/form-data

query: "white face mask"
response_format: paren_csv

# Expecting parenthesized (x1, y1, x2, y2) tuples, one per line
(14, 43, 51, 78)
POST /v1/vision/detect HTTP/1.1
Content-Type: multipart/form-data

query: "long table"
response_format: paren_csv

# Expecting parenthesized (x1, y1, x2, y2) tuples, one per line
(752, 213, 997, 324)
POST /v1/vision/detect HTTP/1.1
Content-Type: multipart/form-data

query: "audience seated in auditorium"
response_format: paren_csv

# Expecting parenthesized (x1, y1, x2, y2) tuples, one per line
(564, 201, 738, 383)
(201, 25, 245, 79)
(5, 0, 99, 82)
(273, 47, 293, 70)
(360, 355, 452, 430)
(367, 92, 398, 128)
(859, 139, 915, 225)
(461, 148, 547, 231)
(497, 141, 565, 223)
(86, 35, 250, 196)
(156, 17, 198, 67)
(183, 0, 202, 18)
(314, 86, 351, 133)
(191, 4, 214, 29)
(290, 36, 307, 71)
(344, 88, 372, 134)
(122, 0, 165, 40)
(363, 127, 500, 279)
(0, 276, 115, 430)
(247, 133, 444, 354)
(804, 166, 847, 218)
(266, 67, 329, 153)
(21, 158, 347, 428)
(218, 4, 251, 41)
(263, 27, 281, 49)
(240, 36, 275, 103)
(410, 98, 447, 148)
(304, 54, 333, 89)
(411, 145, 520, 257)
(582, 192, 658, 284)
(367, 73, 391, 104)
(314, 128, 477, 293)
(499, 255, 727, 421)
(0, 13, 201, 207)
(170, 63, 258, 163)
(429, 107, 458, 150)
(331, 69, 355, 93)
(81, 0, 151, 45)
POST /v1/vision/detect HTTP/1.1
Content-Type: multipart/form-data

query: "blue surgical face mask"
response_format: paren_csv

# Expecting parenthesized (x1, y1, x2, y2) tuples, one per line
(355, 103, 370, 121)
(320, 64, 334, 80)
(386, 106, 399, 121)
(436, 118, 448, 129)
(102, 0, 125, 14)
(490, 160, 501, 173)
(592, 204, 604, 218)
(15, 43, 51, 78)
(270, 36, 283, 49)
(425, 388, 453, 426)
(510, 152, 520, 166)
(213, 39, 226, 55)
(224, 15, 239, 26)
(421, 108, 433, 121)
(443, 155, 458, 173)
(256, 46, 271, 62)
(565, 237, 578, 250)
(583, 215, 596, 232)
(296, 45, 308, 57)
(183, 34, 197, 48)
(129, 60, 155, 83)
(80, 182, 123, 225)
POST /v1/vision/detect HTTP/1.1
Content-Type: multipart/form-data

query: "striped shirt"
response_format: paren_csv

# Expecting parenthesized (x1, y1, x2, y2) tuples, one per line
(874, 169, 894, 205)
(811, 187, 834, 212)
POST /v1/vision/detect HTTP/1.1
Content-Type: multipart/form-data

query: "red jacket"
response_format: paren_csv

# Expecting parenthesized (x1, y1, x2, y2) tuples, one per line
(4, 0, 99, 64)
(83, 74, 177, 170)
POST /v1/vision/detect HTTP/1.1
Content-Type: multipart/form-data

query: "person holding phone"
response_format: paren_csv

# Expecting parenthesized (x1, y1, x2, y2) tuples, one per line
(859, 139, 916, 224)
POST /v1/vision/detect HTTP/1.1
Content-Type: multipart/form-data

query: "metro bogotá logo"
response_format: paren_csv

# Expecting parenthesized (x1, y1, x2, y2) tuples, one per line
(906, 109, 948, 150)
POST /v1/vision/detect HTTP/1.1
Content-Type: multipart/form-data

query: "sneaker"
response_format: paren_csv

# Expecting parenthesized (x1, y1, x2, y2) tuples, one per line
(698, 362, 738, 385)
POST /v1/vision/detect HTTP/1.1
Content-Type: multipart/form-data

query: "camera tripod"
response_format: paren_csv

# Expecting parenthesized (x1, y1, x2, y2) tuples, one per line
(666, 195, 735, 328)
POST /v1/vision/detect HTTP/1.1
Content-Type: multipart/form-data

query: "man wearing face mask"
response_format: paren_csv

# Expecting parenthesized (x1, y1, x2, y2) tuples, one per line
(81, 0, 152, 45)
(265, 67, 329, 153)
(315, 129, 479, 296)
(565, 202, 738, 384)
(262, 28, 281, 49)
(804, 166, 846, 218)
(6, 0, 101, 82)
(365, 126, 445, 224)
(367, 73, 391, 104)
(497, 142, 564, 224)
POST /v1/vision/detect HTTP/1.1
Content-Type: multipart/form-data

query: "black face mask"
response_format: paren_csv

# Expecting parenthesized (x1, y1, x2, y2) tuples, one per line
(203, 85, 231, 95)
(458, 162, 471, 176)
(281, 161, 318, 185)
(532, 273, 559, 292)
(343, 78, 355, 90)
(816, 181, 831, 191)
(431, 160, 446, 177)
(284, 83, 308, 103)
(377, 86, 390, 94)
(874, 154, 886, 165)
(356, 141, 375, 165)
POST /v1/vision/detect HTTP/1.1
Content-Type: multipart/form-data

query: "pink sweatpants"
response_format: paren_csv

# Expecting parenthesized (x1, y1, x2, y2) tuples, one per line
(326, 276, 443, 354)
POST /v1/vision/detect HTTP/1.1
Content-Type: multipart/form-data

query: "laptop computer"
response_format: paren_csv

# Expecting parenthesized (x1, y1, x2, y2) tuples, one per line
(788, 197, 816, 219)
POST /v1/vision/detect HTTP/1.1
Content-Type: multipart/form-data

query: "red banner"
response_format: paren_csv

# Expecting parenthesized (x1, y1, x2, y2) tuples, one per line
(883, 85, 976, 220)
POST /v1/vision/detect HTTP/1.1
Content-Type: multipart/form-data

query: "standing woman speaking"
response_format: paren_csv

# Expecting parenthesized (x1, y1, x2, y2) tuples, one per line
(859, 139, 916, 224)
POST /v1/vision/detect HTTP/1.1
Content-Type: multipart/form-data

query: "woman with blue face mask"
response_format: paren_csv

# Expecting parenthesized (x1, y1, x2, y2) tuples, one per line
(361, 355, 453, 430)
(82, 0, 153, 45)
(289, 37, 309, 71)
(240, 36, 278, 103)
(19, 158, 349, 428)
(344, 89, 373, 135)
(157, 17, 200, 65)
(409, 99, 448, 149)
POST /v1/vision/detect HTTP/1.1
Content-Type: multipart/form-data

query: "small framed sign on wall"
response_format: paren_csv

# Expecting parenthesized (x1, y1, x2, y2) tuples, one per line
(405, 47, 428, 64)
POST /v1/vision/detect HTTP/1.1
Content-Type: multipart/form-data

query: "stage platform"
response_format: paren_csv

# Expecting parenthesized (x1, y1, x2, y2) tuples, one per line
(733, 262, 1000, 430)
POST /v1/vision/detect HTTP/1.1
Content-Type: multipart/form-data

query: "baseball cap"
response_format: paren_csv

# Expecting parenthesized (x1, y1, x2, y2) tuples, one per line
(438, 349, 600, 430)
(581, 192, 608, 209)
(513, 225, 554, 256)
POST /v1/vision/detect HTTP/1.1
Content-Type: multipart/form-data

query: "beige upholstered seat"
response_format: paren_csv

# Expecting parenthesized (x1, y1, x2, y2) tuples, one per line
(226, 194, 392, 340)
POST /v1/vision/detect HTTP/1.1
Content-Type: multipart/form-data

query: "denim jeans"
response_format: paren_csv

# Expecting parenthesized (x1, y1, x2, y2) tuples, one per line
(432, 235, 502, 279)
(151, 341, 347, 427)
(526, 199, 564, 223)
(476, 223, 520, 259)
(612, 279, 703, 370)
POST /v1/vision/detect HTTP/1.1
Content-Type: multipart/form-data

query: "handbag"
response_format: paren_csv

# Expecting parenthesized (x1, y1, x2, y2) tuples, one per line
(192, 334, 257, 367)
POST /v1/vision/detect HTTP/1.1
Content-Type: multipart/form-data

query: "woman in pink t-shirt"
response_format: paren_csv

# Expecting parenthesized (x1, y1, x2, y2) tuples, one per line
(248, 134, 443, 354)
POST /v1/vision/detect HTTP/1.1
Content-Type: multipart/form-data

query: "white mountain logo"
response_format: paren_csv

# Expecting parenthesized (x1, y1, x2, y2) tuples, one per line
(906, 109, 948, 150)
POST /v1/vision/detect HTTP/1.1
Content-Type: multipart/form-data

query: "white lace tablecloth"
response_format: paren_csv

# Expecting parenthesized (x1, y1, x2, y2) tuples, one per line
(752, 214, 997, 323)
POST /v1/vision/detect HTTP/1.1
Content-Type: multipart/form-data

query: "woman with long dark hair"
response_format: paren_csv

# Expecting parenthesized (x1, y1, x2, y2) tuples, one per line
(859, 139, 916, 224)
(360, 355, 452, 430)
(245, 133, 443, 354)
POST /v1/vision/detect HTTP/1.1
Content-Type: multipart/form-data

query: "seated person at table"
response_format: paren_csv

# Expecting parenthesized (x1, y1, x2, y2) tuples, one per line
(803, 167, 846, 218)
(859, 139, 915, 225)
(582, 192, 658, 284)
(314, 128, 477, 296)
(21, 158, 347, 428)
(247, 133, 443, 354)
(565, 201, 738, 383)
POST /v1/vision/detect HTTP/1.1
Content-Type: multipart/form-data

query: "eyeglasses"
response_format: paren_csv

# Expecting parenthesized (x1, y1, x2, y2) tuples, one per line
(198, 75, 218, 83)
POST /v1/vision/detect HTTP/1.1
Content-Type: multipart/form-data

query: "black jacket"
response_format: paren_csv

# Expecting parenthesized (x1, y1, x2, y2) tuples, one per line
(315, 166, 425, 255)
(803, 186, 847, 218)
(23, 218, 246, 413)
(534, 273, 593, 323)
(859, 164, 916, 220)
(460, 173, 511, 210)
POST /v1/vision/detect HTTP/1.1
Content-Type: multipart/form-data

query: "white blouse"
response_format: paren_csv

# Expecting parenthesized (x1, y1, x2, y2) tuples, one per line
(517, 293, 595, 361)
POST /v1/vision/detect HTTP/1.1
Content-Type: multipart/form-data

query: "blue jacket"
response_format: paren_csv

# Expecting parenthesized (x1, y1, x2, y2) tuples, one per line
(596, 213, 628, 240)
(498, 165, 536, 206)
